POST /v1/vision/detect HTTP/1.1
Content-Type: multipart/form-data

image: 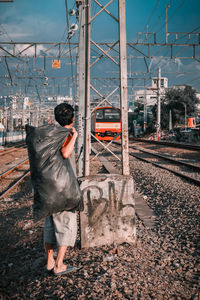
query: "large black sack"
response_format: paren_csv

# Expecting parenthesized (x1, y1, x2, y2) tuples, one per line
(25, 124, 82, 222)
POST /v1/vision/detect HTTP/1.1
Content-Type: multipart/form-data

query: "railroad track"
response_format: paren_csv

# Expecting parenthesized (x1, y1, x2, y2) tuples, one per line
(0, 158, 29, 179)
(0, 142, 25, 152)
(0, 144, 26, 156)
(0, 159, 30, 199)
(105, 141, 200, 186)
(128, 145, 200, 186)
(131, 138, 200, 151)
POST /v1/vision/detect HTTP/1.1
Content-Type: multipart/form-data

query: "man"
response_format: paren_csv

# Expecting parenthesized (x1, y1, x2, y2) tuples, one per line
(43, 102, 79, 276)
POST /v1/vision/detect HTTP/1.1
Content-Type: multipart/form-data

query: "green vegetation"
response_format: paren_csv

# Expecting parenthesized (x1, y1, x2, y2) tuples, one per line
(152, 86, 200, 130)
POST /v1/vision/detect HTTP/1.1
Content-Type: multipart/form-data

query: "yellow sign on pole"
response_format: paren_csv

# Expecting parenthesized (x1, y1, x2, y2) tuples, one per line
(52, 60, 61, 69)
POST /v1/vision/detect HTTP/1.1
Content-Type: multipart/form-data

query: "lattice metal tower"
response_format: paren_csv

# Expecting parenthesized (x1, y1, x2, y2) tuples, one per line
(76, 0, 129, 177)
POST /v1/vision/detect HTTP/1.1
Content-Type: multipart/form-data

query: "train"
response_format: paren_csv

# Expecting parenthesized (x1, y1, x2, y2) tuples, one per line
(91, 106, 121, 141)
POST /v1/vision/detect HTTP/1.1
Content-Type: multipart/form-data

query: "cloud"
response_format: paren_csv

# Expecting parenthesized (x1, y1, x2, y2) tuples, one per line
(0, 43, 48, 57)
(0, 12, 66, 43)
(149, 57, 184, 73)
(0, 23, 34, 41)
(182, 60, 200, 72)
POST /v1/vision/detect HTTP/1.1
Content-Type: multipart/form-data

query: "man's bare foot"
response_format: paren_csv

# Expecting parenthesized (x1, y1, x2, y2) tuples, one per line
(54, 264, 67, 274)
(53, 264, 75, 276)
(46, 258, 55, 271)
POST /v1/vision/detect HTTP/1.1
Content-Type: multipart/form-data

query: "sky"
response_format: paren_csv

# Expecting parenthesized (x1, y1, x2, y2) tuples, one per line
(0, 0, 200, 101)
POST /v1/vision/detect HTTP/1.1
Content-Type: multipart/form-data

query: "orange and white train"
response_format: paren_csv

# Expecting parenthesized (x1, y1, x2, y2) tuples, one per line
(92, 106, 121, 141)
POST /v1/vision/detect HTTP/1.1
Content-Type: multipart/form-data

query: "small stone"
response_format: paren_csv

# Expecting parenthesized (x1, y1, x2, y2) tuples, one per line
(8, 263, 13, 267)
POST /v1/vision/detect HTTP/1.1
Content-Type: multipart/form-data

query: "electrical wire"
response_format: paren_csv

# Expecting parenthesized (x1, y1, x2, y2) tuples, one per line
(132, 0, 187, 80)
(141, 0, 160, 33)
(150, 25, 200, 75)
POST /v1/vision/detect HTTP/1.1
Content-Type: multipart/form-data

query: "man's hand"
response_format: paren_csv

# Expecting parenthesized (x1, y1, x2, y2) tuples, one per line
(70, 127, 78, 139)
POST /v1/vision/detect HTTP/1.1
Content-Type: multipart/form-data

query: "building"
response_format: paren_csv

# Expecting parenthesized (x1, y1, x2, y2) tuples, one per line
(0, 94, 72, 131)
(134, 77, 168, 106)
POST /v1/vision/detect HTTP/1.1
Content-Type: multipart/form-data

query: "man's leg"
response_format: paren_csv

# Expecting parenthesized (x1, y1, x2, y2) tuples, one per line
(44, 242, 55, 271)
(44, 216, 56, 271)
(52, 211, 77, 274)
(54, 246, 68, 274)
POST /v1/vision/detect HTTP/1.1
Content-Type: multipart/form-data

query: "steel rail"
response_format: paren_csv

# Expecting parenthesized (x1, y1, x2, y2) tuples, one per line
(0, 142, 26, 153)
(129, 145, 200, 172)
(129, 151, 200, 186)
(0, 145, 16, 153)
(0, 158, 29, 179)
(0, 170, 30, 199)
(0, 145, 27, 156)
(131, 138, 200, 151)
(112, 141, 200, 186)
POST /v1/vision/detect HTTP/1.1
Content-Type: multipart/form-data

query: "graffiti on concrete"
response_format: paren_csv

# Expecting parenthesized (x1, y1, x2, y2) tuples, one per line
(82, 179, 134, 227)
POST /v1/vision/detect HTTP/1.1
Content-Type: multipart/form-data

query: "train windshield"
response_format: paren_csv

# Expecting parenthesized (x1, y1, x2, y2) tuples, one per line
(96, 108, 120, 122)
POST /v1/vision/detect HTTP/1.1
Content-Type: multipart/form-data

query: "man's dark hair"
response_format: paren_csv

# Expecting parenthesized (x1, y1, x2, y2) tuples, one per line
(54, 102, 74, 126)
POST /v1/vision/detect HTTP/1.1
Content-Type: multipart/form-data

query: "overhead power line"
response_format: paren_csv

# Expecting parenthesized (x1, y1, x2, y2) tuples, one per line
(155, 0, 187, 35)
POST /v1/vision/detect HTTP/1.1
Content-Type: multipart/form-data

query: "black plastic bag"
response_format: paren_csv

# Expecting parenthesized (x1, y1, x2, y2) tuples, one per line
(25, 124, 82, 222)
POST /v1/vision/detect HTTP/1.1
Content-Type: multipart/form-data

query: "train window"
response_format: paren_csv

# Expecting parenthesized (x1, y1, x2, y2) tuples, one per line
(104, 108, 120, 122)
(96, 110, 104, 120)
(96, 107, 120, 122)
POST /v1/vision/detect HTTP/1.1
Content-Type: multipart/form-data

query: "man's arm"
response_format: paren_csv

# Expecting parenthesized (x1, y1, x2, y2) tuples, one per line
(61, 128, 78, 159)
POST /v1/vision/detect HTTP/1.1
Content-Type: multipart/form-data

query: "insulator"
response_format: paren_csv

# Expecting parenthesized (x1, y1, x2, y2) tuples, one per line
(68, 30, 73, 35)
(69, 9, 76, 16)
(67, 30, 75, 39)
(70, 23, 78, 31)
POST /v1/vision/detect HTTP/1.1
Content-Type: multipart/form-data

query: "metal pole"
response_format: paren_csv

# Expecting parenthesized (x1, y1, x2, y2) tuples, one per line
(169, 109, 172, 131)
(118, 0, 129, 176)
(77, 0, 86, 177)
(0, 110, 2, 132)
(144, 88, 147, 132)
(165, 5, 170, 44)
(157, 67, 161, 140)
(84, 0, 91, 176)
(10, 98, 13, 132)
(4, 96, 7, 144)
(184, 103, 187, 130)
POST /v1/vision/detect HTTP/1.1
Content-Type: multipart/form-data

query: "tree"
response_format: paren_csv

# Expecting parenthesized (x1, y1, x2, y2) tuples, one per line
(151, 85, 200, 130)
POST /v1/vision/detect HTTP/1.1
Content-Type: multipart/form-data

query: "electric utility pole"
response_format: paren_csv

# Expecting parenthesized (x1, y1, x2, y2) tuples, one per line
(76, 0, 86, 177)
(165, 5, 170, 43)
(83, 0, 91, 177)
(79, 0, 129, 176)
(144, 88, 147, 132)
(157, 67, 161, 140)
(77, 0, 135, 249)
(119, 0, 129, 175)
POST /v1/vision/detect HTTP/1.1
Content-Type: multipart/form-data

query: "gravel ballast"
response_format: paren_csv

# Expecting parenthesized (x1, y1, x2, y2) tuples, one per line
(0, 153, 199, 299)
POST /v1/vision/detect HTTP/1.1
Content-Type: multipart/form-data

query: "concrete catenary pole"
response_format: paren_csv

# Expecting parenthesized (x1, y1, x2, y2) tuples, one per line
(144, 88, 147, 132)
(77, 0, 86, 177)
(157, 67, 161, 140)
(165, 5, 170, 44)
(118, 0, 130, 175)
(169, 109, 172, 131)
(84, 0, 91, 176)
(79, 0, 135, 249)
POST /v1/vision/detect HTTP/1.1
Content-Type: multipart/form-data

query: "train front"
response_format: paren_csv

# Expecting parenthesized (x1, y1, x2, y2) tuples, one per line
(94, 107, 121, 141)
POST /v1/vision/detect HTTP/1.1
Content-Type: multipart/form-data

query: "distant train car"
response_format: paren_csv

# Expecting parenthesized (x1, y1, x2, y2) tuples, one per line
(92, 106, 121, 141)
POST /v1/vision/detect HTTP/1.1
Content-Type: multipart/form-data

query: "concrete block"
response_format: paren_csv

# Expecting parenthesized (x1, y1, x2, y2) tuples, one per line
(79, 174, 136, 248)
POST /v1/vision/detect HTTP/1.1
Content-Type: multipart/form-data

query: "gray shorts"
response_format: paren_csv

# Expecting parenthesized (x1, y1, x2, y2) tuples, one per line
(44, 210, 77, 247)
